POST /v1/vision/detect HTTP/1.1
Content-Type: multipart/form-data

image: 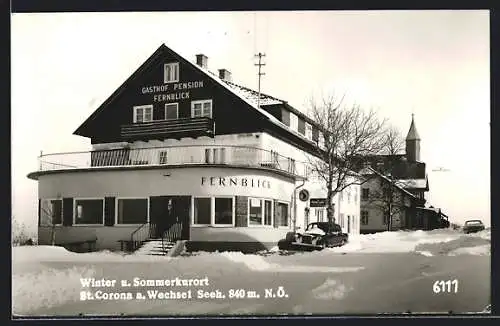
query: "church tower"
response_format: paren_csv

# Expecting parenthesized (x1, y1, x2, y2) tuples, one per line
(405, 114, 421, 162)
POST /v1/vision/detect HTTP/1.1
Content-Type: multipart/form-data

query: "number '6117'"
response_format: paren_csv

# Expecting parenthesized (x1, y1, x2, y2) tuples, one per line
(433, 279, 458, 293)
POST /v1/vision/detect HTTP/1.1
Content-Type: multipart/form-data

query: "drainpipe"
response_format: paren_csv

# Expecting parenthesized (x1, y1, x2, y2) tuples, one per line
(292, 178, 306, 231)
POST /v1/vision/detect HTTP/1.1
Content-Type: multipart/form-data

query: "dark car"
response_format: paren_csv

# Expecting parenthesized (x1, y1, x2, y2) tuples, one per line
(463, 219, 485, 234)
(278, 222, 348, 251)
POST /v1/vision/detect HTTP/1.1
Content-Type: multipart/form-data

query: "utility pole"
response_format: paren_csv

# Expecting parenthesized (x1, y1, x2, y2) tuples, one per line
(254, 52, 266, 109)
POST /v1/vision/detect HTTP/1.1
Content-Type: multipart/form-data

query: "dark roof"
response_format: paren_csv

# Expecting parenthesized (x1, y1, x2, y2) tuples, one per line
(406, 114, 420, 140)
(74, 43, 320, 141)
(74, 45, 167, 137)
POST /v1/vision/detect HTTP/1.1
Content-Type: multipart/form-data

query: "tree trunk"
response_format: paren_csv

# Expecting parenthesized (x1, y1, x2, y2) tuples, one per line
(388, 201, 392, 231)
(51, 224, 56, 246)
(326, 184, 335, 224)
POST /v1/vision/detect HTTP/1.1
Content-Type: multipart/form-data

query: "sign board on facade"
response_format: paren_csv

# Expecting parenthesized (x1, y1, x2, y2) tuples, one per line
(299, 189, 310, 202)
(309, 198, 327, 207)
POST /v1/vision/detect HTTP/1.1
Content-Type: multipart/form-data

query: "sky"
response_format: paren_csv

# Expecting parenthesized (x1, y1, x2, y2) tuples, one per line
(11, 10, 490, 233)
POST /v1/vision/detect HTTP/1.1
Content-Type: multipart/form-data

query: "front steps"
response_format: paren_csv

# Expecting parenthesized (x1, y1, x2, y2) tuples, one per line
(134, 239, 186, 257)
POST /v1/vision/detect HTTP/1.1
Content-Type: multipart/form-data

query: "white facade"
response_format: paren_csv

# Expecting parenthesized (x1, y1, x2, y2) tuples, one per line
(360, 176, 413, 233)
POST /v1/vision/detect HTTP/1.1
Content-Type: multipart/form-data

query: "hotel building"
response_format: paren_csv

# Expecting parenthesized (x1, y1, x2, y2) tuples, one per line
(28, 44, 360, 253)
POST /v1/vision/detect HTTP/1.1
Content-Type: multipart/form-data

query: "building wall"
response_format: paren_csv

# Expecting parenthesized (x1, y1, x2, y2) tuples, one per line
(37, 166, 296, 250)
(359, 176, 412, 233)
(259, 131, 361, 235)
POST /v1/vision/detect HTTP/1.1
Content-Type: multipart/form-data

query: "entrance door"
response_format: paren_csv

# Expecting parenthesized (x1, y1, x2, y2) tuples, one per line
(149, 196, 191, 240)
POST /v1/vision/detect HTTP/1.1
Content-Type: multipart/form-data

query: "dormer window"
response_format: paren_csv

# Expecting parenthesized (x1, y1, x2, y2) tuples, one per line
(305, 122, 313, 140)
(164, 62, 179, 83)
(133, 105, 153, 123)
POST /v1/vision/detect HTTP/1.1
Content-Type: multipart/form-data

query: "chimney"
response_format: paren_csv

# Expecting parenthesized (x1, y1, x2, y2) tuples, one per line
(196, 54, 208, 69)
(218, 69, 232, 82)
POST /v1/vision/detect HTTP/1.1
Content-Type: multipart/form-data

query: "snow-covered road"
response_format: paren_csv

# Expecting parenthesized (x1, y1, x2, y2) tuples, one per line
(12, 229, 490, 316)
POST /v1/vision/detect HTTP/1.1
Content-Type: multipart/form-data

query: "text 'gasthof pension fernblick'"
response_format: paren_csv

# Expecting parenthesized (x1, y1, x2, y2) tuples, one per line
(141, 80, 204, 102)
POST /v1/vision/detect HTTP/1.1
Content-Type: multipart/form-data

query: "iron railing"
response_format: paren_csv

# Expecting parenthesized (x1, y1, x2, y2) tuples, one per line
(37, 144, 309, 178)
(161, 222, 183, 255)
(130, 222, 155, 251)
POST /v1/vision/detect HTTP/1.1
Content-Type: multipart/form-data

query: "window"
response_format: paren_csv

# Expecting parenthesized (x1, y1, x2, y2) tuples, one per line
(383, 213, 389, 225)
(275, 202, 289, 227)
(165, 103, 179, 120)
(315, 208, 325, 222)
(249, 198, 262, 226)
(164, 62, 179, 83)
(305, 123, 313, 140)
(194, 197, 211, 225)
(133, 105, 153, 123)
(193, 197, 234, 226)
(204, 148, 226, 164)
(74, 199, 104, 225)
(117, 198, 148, 224)
(318, 131, 325, 148)
(347, 189, 351, 204)
(339, 191, 343, 202)
(354, 188, 358, 204)
(191, 100, 212, 118)
(340, 213, 345, 228)
(287, 158, 296, 174)
(215, 197, 233, 225)
(361, 188, 369, 201)
(248, 198, 274, 226)
(361, 211, 369, 225)
(159, 151, 168, 164)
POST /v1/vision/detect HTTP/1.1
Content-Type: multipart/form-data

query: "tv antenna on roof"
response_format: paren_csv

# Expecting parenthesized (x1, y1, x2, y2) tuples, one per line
(254, 52, 266, 109)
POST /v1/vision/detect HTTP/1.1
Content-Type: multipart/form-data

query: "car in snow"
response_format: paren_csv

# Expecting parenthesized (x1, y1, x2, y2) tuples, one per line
(278, 222, 348, 251)
(463, 219, 485, 234)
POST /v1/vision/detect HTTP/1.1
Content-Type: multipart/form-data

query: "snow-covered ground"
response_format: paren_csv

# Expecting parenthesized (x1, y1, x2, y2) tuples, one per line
(12, 228, 490, 316)
(319, 228, 491, 256)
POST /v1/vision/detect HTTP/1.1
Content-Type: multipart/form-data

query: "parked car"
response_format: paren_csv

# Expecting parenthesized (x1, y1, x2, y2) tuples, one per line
(278, 222, 348, 251)
(463, 219, 485, 234)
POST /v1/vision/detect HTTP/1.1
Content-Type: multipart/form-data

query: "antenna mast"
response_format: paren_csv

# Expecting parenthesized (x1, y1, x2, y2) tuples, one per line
(254, 52, 266, 109)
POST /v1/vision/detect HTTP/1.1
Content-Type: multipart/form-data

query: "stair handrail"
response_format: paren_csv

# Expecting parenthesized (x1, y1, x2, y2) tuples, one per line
(161, 222, 183, 255)
(130, 221, 151, 251)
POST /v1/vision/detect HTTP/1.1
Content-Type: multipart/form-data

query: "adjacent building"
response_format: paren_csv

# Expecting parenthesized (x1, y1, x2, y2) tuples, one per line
(358, 115, 448, 233)
(29, 43, 360, 253)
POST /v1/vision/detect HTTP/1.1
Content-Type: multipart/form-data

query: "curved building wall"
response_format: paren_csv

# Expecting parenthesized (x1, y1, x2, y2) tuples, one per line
(37, 166, 296, 251)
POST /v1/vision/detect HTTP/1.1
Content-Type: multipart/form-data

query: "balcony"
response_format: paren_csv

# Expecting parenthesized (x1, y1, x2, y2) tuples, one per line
(120, 117, 214, 141)
(34, 145, 308, 179)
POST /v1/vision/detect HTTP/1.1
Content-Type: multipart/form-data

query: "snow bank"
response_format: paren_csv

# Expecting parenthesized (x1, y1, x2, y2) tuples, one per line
(12, 265, 96, 315)
(12, 246, 173, 263)
(448, 244, 490, 256)
(323, 229, 490, 255)
(311, 278, 352, 300)
(220, 251, 364, 273)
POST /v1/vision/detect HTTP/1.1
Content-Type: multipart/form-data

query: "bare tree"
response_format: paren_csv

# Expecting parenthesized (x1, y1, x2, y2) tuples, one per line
(40, 196, 62, 246)
(308, 94, 390, 224)
(363, 126, 408, 231)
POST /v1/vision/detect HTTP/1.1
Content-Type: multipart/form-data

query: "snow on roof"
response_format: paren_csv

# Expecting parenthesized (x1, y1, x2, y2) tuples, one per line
(198, 64, 321, 147)
(361, 167, 416, 199)
(396, 178, 427, 189)
(223, 80, 284, 106)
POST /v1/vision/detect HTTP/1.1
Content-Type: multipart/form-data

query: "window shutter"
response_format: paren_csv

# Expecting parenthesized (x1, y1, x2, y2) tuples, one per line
(38, 199, 41, 226)
(104, 197, 116, 226)
(274, 201, 279, 228)
(235, 196, 248, 227)
(62, 198, 73, 226)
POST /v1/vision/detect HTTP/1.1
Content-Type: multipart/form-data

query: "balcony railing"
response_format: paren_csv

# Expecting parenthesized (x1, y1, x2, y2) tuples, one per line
(120, 117, 214, 141)
(37, 145, 309, 178)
